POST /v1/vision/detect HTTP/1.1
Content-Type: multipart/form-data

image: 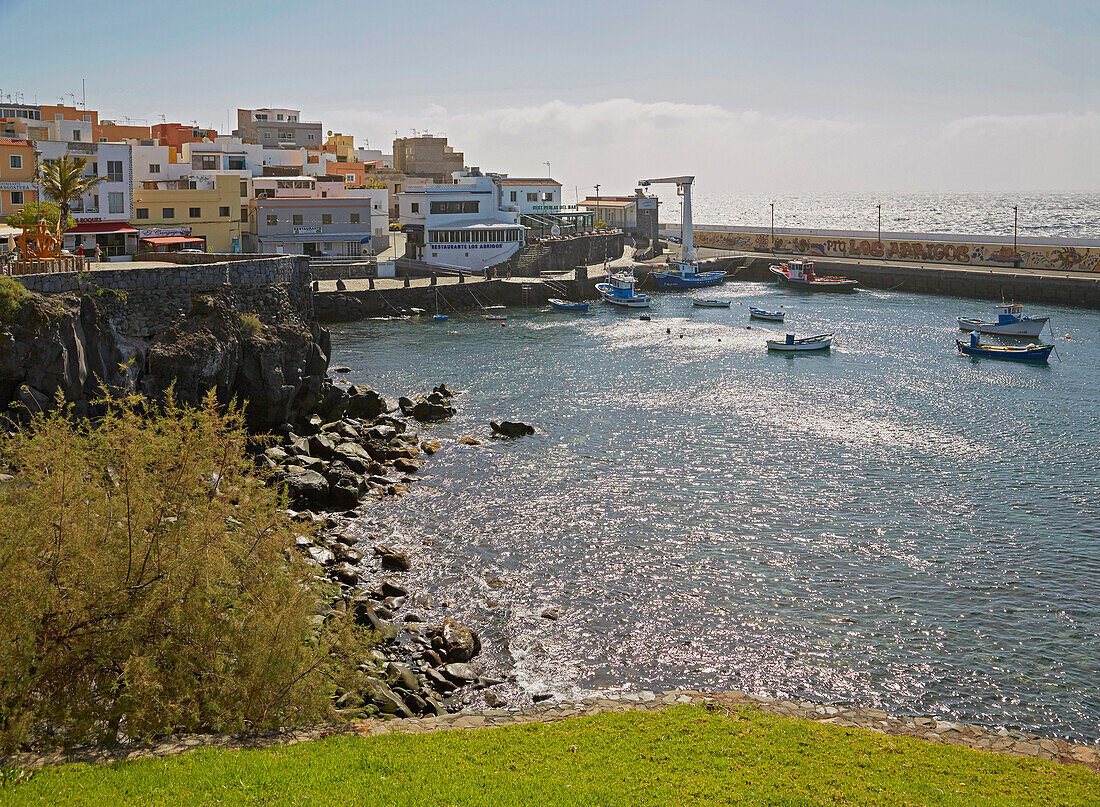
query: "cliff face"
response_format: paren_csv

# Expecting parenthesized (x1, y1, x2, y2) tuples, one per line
(0, 260, 329, 429)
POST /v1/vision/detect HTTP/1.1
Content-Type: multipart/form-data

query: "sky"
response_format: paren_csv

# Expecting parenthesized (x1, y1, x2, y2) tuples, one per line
(2, 0, 1098, 196)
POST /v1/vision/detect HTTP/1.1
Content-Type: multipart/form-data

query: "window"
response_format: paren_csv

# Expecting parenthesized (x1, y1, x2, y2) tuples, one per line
(276, 114, 284, 121)
(135, 207, 149, 219)
(107, 161, 123, 182)
(162, 207, 174, 219)
(322, 214, 332, 225)
(289, 115, 296, 122)
(429, 200, 478, 215)
(307, 133, 315, 141)
(71, 129, 82, 141)
(227, 156, 245, 170)
(510, 191, 516, 202)
(255, 113, 268, 121)
(293, 214, 303, 225)
(10, 191, 23, 205)
(350, 213, 360, 224)
(266, 214, 278, 226)
(108, 192, 124, 214)
(263, 132, 271, 140)
(240, 207, 248, 222)
(83, 114, 91, 123)
(219, 206, 230, 217)
(240, 180, 248, 197)
(543, 192, 553, 201)
(527, 192, 537, 202)
(9, 155, 21, 169)
(411, 202, 420, 214)
(192, 155, 217, 170)
(148, 163, 160, 173)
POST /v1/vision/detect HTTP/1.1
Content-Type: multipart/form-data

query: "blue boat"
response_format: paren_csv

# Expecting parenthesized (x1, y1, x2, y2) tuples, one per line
(596, 272, 650, 308)
(433, 314, 448, 321)
(650, 259, 727, 289)
(956, 332, 1053, 362)
(749, 306, 784, 321)
(548, 298, 589, 311)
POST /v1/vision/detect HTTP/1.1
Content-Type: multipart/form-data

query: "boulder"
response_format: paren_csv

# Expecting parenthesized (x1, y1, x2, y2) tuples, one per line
(327, 478, 363, 510)
(351, 599, 398, 642)
(329, 563, 359, 586)
(307, 545, 335, 566)
(421, 439, 442, 455)
(367, 424, 398, 441)
(385, 662, 420, 693)
(364, 678, 413, 717)
(308, 433, 338, 459)
(457, 436, 482, 446)
(379, 549, 411, 572)
(433, 383, 456, 398)
(346, 385, 387, 420)
(441, 663, 479, 684)
(379, 581, 409, 599)
(490, 420, 535, 438)
(284, 469, 329, 508)
(410, 400, 455, 422)
(392, 457, 422, 474)
(440, 617, 481, 663)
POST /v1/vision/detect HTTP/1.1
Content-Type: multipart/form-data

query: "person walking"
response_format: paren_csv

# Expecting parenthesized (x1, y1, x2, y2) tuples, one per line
(93, 243, 101, 264)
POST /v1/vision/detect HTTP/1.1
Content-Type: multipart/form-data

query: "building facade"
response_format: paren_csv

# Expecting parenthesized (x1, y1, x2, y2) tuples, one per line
(152, 122, 218, 150)
(501, 178, 562, 214)
(246, 197, 373, 256)
(235, 108, 322, 149)
(392, 135, 464, 182)
(0, 139, 37, 220)
(133, 174, 242, 252)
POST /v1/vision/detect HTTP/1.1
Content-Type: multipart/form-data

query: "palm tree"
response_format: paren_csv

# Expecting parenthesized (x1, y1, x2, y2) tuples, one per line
(38, 155, 105, 243)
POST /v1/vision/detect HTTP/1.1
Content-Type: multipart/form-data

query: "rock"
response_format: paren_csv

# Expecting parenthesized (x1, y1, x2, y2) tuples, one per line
(332, 366, 352, 373)
(540, 608, 560, 621)
(439, 617, 481, 663)
(385, 662, 420, 693)
(490, 420, 535, 438)
(532, 693, 553, 703)
(284, 435, 310, 456)
(264, 446, 289, 463)
(379, 581, 409, 599)
(441, 663, 479, 684)
(351, 599, 398, 642)
(484, 691, 506, 708)
(424, 667, 457, 694)
(375, 546, 411, 571)
(410, 400, 455, 422)
(433, 383, 456, 397)
(402, 691, 428, 715)
(364, 678, 413, 718)
(392, 457, 422, 474)
(329, 563, 359, 586)
(421, 439, 442, 455)
(284, 469, 329, 508)
(307, 545, 335, 566)
(367, 425, 398, 441)
(307, 433, 339, 459)
(346, 385, 387, 420)
(327, 478, 363, 510)
(420, 696, 446, 716)
(457, 436, 482, 446)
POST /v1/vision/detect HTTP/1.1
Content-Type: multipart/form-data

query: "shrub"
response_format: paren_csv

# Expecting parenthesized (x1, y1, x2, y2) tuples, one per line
(240, 312, 263, 337)
(0, 277, 29, 323)
(0, 392, 365, 752)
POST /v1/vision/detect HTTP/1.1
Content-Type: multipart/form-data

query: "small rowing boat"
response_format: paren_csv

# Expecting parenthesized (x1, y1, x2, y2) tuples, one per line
(749, 306, 784, 321)
(548, 298, 589, 311)
(766, 333, 832, 352)
(639, 313, 651, 321)
(692, 298, 732, 307)
(485, 314, 508, 321)
(433, 314, 448, 322)
(956, 332, 1053, 362)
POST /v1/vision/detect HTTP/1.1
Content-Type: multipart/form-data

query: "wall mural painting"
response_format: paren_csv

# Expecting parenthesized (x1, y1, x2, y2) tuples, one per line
(691, 230, 1100, 273)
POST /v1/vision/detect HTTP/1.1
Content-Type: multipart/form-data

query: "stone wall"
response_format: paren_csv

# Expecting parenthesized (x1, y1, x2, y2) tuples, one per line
(501, 233, 624, 277)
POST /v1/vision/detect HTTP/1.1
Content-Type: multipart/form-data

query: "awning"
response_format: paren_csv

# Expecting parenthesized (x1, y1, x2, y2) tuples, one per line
(65, 222, 139, 235)
(139, 236, 205, 245)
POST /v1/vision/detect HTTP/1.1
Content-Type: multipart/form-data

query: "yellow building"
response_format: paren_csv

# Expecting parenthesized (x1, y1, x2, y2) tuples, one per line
(324, 132, 355, 161)
(132, 174, 242, 253)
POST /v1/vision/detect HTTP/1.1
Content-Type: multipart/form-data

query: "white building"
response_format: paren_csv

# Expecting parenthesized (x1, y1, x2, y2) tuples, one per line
(36, 139, 136, 259)
(396, 175, 526, 271)
(501, 178, 562, 215)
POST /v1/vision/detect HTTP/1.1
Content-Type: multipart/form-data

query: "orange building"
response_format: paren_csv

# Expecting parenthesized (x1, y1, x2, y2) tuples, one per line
(152, 123, 218, 150)
(0, 140, 37, 219)
(95, 120, 152, 142)
(326, 161, 367, 187)
(38, 103, 98, 127)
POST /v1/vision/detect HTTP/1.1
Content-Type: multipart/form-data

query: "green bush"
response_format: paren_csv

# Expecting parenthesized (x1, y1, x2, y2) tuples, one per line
(0, 277, 29, 323)
(0, 392, 365, 752)
(239, 313, 263, 337)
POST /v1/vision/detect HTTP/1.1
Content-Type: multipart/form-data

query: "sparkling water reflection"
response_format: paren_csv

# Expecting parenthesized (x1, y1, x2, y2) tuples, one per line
(330, 285, 1100, 742)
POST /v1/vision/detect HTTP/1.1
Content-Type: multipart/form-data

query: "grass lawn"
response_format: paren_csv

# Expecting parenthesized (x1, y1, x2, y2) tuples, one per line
(3, 705, 1097, 806)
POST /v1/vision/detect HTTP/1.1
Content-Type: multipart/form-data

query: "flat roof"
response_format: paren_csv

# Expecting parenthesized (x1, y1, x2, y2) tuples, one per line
(502, 178, 562, 186)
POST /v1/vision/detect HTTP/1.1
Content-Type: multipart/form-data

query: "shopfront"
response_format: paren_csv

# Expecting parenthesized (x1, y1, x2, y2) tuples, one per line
(64, 221, 139, 260)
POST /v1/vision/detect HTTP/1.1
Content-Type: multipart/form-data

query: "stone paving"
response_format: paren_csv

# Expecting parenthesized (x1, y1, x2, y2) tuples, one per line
(6, 690, 1098, 774)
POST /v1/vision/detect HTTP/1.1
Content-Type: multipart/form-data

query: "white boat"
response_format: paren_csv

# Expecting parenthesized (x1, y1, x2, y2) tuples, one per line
(766, 333, 833, 352)
(749, 306, 784, 321)
(693, 298, 732, 307)
(957, 304, 1048, 337)
(596, 272, 650, 308)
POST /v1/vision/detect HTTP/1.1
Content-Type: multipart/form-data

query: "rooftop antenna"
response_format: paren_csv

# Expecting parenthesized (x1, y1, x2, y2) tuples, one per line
(82, 78, 86, 110)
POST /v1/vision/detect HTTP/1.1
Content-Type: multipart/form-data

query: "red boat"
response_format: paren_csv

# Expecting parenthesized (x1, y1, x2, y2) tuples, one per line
(769, 260, 858, 291)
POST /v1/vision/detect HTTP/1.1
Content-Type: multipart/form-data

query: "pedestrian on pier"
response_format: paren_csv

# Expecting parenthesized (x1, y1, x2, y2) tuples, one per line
(94, 243, 102, 263)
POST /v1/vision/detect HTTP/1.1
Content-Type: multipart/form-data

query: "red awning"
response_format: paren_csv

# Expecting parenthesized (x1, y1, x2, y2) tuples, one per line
(139, 236, 205, 245)
(65, 222, 139, 235)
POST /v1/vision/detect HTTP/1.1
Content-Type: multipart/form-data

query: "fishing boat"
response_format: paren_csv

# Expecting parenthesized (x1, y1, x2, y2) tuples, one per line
(957, 304, 1048, 337)
(770, 260, 858, 291)
(433, 314, 448, 322)
(637, 176, 726, 289)
(485, 314, 508, 321)
(956, 332, 1053, 362)
(749, 306, 785, 321)
(766, 333, 833, 352)
(693, 298, 732, 307)
(596, 272, 650, 308)
(639, 313, 651, 321)
(548, 298, 589, 311)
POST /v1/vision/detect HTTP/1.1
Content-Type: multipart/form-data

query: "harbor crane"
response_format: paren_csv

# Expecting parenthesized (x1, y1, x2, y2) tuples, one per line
(638, 176, 695, 263)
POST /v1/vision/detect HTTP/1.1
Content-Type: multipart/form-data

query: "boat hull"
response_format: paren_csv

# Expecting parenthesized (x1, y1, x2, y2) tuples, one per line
(770, 266, 858, 291)
(749, 307, 784, 321)
(595, 282, 650, 308)
(956, 341, 1052, 362)
(692, 299, 731, 307)
(767, 338, 831, 351)
(651, 270, 726, 289)
(957, 317, 1047, 337)
(549, 298, 589, 311)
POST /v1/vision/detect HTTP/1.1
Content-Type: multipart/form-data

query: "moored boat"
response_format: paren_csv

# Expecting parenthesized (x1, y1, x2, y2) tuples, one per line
(749, 306, 785, 321)
(433, 314, 448, 321)
(957, 304, 1048, 337)
(766, 333, 832, 351)
(548, 298, 590, 311)
(770, 260, 857, 291)
(956, 332, 1053, 362)
(485, 314, 508, 320)
(596, 272, 650, 308)
(693, 298, 732, 307)
(636, 175, 726, 289)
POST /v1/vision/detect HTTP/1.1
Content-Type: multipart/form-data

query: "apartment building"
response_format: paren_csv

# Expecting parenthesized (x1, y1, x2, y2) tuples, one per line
(152, 122, 218, 150)
(235, 108, 322, 149)
(392, 135, 464, 182)
(501, 178, 563, 214)
(245, 197, 373, 256)
(0, 139, 37, 219)
(133, 174, 242, 252)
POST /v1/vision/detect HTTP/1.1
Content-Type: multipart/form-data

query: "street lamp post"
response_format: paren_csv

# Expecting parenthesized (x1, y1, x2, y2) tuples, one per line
(1013, 205, 1019, 267)
(594, 183, 600, 232)
(543, 161, 551, 178)
(877, 203, 882, 247)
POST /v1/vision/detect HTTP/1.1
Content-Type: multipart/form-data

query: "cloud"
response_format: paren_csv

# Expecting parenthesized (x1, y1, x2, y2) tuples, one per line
(326, 99, 1100, 194)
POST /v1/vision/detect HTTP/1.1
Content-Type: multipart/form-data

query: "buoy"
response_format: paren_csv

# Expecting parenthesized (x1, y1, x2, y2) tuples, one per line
(746, 325, 751, 329)
(501, 322, 506, 327)
(666, 327, 671, 334)
(717, 338, 721, 342)
(1065, 334, 1071, 339)
(679, 334, 683, 338)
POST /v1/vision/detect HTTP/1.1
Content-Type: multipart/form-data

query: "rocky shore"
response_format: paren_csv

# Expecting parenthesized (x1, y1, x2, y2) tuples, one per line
(264, 376, 536, 722)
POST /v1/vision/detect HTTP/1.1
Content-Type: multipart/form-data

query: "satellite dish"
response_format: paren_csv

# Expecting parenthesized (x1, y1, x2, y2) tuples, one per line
(550, 225, 561, 237)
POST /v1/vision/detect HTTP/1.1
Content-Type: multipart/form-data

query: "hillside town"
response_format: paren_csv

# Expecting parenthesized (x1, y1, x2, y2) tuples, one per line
(0, 98, 659, 274)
